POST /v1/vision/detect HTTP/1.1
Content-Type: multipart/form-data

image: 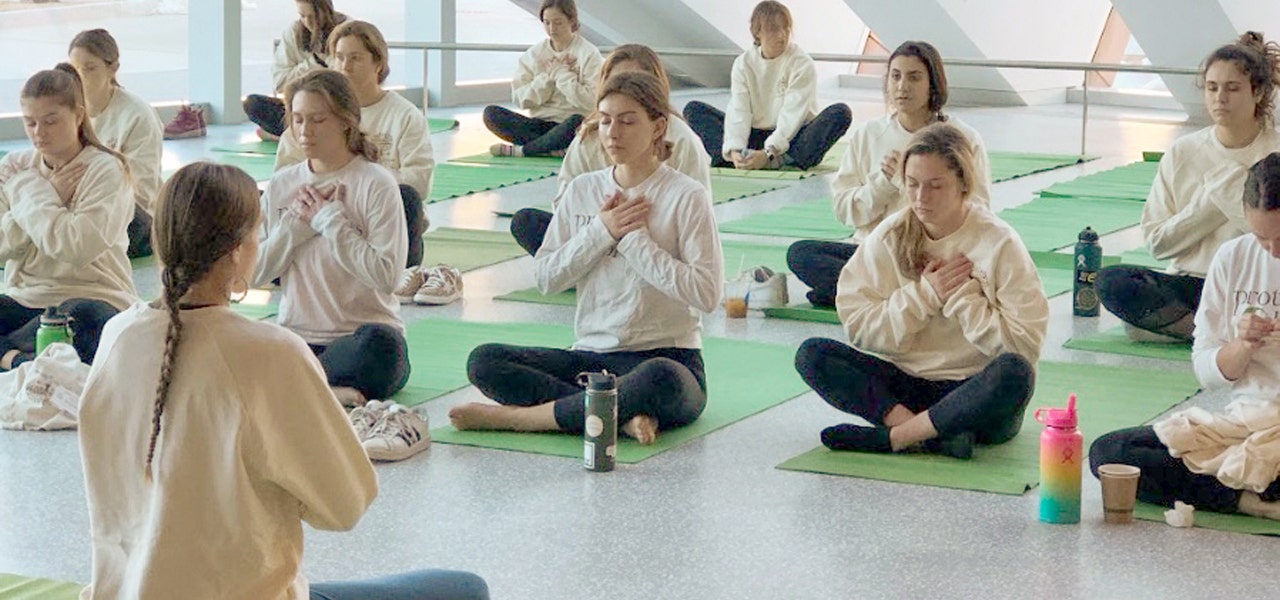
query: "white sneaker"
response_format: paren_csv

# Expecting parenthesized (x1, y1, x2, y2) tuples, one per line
(413, 264, 463, 305)
(394, 266, 425, 304)
(744, 265, 788, 309)
(349, 399, 391, 439)
(362, 403, 431, 462)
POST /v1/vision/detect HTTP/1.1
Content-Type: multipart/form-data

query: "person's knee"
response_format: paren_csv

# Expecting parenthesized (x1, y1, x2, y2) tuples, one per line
(827, 102, 853, 128)
(991, 353, 1035, 402)
(482, 105, 504, 130)
(682, 100, 709, 123)
(1088, 429, 1129, 477)
(60, 300, 115, 331)
(794, 337, 836, 379)
(633, 357, 691, 394)
(786, 240, 820, 273)
(467, 343, 510, 386)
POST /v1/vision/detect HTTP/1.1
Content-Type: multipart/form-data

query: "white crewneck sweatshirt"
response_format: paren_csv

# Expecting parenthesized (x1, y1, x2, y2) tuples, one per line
(836, 204, 1049, 380)
(723, 42, 819, 158)
(831, 114, 991, 241)
(276, 90, 435, 200)
(554, 113, 711, 206)
(1143, 125, 1280, 277)
(536, 164, 723, 352)
(272, 21, 330, 93)
(91, 87, 164, 213)
(512, 35, 603, 122)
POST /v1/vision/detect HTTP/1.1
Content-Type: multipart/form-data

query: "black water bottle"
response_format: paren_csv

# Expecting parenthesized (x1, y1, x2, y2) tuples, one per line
(578, 370, 617, 472)
(1074, 227, 1102, 317)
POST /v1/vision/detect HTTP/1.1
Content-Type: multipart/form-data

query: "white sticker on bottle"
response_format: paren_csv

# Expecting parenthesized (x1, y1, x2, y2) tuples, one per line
(584, 441, 595, 469)
(585, 415, 604, 437)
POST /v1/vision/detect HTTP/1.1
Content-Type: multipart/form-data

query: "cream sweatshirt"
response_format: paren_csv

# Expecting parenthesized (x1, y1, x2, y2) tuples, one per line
(272, 21, 331, 93)
(836, 204, 1049, 380)
(91, 87, 163, 213)
(1142, 126, 1280, 277)
(276, 90, 435, 199)
(512, 35, 603, 122)
(79, 303, 377, 600)
(554, 113, 711, 206)
(723, 43, 819, 158)
(254, 157, 407, 344)
(831, 114, 991, 241)
(536, 164, 723, 352)
(0, 147, 138, 310)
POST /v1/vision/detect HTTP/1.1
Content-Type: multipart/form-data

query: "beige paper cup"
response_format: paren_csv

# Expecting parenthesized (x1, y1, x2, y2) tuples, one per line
(1098, 463, 1141, 524)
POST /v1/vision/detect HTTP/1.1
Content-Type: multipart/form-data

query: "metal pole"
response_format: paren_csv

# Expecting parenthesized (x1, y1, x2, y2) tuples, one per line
(1080, 71, 1089, 162)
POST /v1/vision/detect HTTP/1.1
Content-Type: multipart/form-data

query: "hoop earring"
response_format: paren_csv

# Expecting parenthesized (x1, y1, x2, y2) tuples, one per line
(230, 276, 248, 303)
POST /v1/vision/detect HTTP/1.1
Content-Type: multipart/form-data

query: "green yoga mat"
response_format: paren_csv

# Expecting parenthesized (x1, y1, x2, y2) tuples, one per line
(209, 152, 278, 182)
(763, 304, 839, 324)
(429, 163, 557, 203)
(1143, 151, 1164, 162)
(711, 176, 788, 204)
(428, 117, 460, 133)
(999, 196, 1145, 252)
(493, 239, 792, 307)
(1037, 161, 1158, 203)
(1117, 248, 1168, 269)
(432, 336, 810, 462)
(1031, 252, 1121, 298)
(989, 151, 1094, 183)
(211, 140, 279, 155)
(391, 319, 576, 406)
(229, 300, 279, 320)
(710, 166, 820, 180)
(719, 198, 853, 240)
(422, 227, 525, 272)
(777, 361, 1201, 495)
(1133, 502, 1280, 535)
(0, 573, 80, 599)
(448, 153, 565, 169)
(1064, 326, 1191, 362)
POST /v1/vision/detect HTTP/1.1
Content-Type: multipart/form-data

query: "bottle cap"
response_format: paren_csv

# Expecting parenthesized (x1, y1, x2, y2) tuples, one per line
(1035, 393, 1078, 428)
(39, 306, 68, 326)
(1078, 227, 1098, 243)
(578, 370, 617, 391)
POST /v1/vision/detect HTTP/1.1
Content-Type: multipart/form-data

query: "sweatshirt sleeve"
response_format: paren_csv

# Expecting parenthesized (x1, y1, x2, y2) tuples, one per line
(615, 188, 723, 313)
(308, 174, 407, 294)
(836, 228, 944, 351)
(248, 341, 377, 531)
(1191, 244, 1236, 389)
(8, 157, 131, 267)
(252, 181, 319, 286)
(764, 54, 817, 155)
(271, 24, 323, 93)
(1142, 151, 1229, 262)
(512, 46, 555, 110)
(830, 133, 900, 230)
(554, 134, 590, 208)
(393, 109, 435, 200)
(722, 56, 753, 159)
(555, 45, 602, 115)
(535, 182, 616, 294)
(669, 127, 713, 192)
(116, 110, 164, 213)
(273, 128, 306, 172)
(0, 175, 35, 260)
(966, 131, 993, 208)
(939, 237, 1049, 364)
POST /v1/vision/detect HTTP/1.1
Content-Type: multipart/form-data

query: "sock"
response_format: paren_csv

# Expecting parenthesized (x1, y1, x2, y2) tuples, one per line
(922, 430, 976, 459)
(821, 424, 892, 452)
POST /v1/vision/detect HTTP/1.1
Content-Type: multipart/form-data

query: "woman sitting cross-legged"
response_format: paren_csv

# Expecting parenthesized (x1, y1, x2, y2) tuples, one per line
(793, 123, 1048, 458)
(453, 71, 723, 444)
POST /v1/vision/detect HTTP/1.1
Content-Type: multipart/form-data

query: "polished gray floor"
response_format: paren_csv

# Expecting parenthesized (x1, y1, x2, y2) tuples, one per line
(1, 87, 1273, 600)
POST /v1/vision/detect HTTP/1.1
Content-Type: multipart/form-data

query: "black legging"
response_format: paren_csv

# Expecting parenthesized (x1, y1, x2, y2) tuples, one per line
(1095, 265, 1203, 341)
(682, 100, 852, 170)
(794, 338, 1035, 444)
(1088, 426, 1259, 513)
(786, 240, 858, 307)
(510, 207, 553, 257)
(243, 94, 286, 137)
(0, 296, 120, 367)
(308, 323, 411, 400)
(482, 106, 583, 156)
(400, 184, 427, 268)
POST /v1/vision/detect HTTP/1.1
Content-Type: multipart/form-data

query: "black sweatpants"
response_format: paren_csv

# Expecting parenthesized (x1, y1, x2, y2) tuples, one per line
(510, 207, 553, 257)
(1095, 265, 1204, 341)
(786, 240, 858, 307)
(1087, 426, 1256, 513)
(794, 337, 1034, 444)
(400, 184, 428, 268)
(682, 100, 852, 170)
(482, 106, 583, 156)
(308, 323, 411, 400)
(467, 343, 707, 433)
(0, 295, 120, 367)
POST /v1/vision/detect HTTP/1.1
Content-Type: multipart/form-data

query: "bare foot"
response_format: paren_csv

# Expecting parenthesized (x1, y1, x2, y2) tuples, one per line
(449, 401, 558, 432)
(621, 415, 658, 445)
(331, 386, 367, 408)
(1239, 491, 1280, 520)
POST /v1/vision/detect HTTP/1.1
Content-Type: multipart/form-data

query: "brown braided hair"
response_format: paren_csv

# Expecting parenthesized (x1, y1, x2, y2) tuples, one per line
(144, 162, 260, 479)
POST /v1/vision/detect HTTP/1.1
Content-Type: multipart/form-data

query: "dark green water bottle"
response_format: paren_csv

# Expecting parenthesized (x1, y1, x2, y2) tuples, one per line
(36, 307, 73, 356)
(1074, 227, 1101, 317)
(579, 370, 617, 472)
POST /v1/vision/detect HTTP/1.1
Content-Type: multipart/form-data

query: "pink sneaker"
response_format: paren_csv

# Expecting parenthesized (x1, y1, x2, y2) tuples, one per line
(164, 104, 207, 140)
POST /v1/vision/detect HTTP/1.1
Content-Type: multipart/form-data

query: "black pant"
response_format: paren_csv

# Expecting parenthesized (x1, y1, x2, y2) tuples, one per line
(1095, 265, 1204, 341)
(0, 296, 120, 367)
(400, 184, 427, 268)
(128, 204, 153, 259)
(794, 338, 1034, 444)
(510, 207, 553, 257)
(482, 106, 583, 156)
(682, 100, 852, 170)
(1088, 426, 1253, 513)
(308, 324, 411, 400)
(786, 240, 858, 307)
(244, 94, 286, 137)
(467, 343, 707, 433)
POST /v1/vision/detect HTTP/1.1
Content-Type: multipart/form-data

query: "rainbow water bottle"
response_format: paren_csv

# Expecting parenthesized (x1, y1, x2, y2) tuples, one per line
(1036, 393, 1082, 524)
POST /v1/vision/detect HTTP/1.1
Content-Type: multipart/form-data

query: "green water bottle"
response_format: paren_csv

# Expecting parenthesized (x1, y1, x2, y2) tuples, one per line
(35, 307, 73, 356)
(578, 370, 617, 472)
(1074, 227, 1102, 317)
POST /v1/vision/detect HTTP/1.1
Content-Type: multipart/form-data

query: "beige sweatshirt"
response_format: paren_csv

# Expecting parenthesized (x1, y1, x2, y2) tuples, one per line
(723, 43, 819, 158)
(512, 35, 603, 122)
(91, 87, 163, 213)
(0, 146, 138, 310)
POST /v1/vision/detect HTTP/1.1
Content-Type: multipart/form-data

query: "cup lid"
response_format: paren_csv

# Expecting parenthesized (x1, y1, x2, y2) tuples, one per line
(1035, 393, 1078, 428)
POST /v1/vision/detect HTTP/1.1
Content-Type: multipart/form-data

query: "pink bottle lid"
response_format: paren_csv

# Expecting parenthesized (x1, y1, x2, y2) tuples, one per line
(1034, 393, 1078, 429)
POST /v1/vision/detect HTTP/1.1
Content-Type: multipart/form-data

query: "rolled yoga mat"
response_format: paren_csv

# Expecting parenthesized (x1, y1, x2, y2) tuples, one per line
(0, 572, 80, 600)
(431, 335, 810, 463)
(429, 163, 558, 203)
(422, 227, 526, 273)
(448, 153, 565, 169)
(1063, 326, 1191, 362)
(489, 177, 789, 217)
(776, 361, 1201, 495)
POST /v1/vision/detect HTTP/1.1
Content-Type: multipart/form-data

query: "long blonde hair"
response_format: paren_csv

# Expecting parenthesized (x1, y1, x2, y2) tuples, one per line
(284, 70, 379, 163)
(579, 71, 674, 162)
(890, 123, 978, 276)
(144, 162, 261, 479)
